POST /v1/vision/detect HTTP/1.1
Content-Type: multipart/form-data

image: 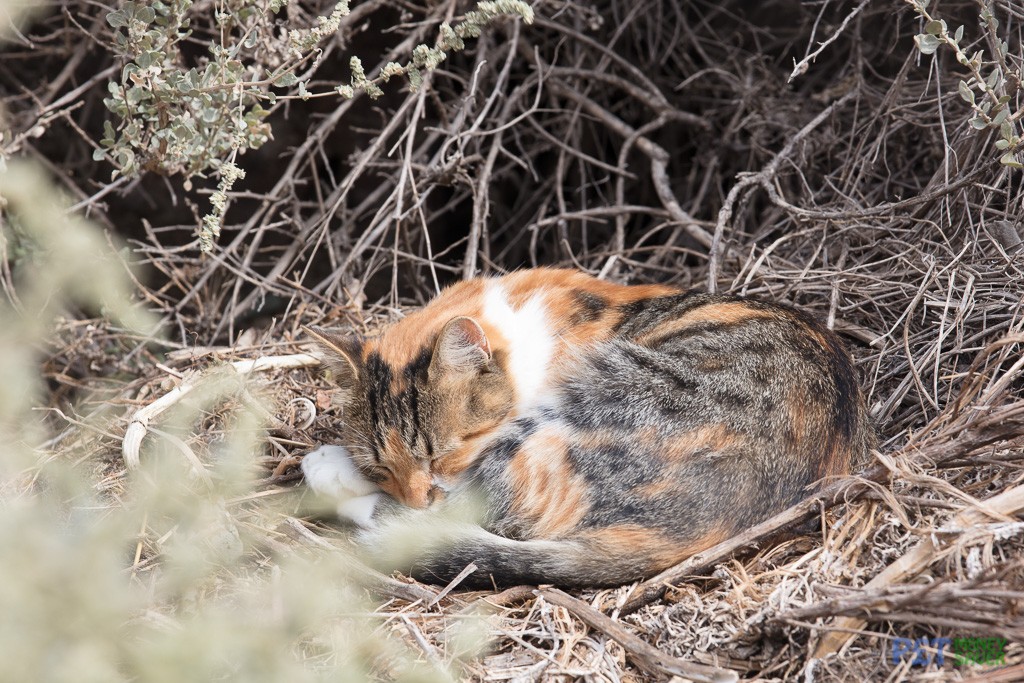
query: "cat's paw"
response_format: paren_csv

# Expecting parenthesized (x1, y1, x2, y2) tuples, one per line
(334, 492, 384, 529)
(301, 445, 382, 528)
(301, 445, 378, 497)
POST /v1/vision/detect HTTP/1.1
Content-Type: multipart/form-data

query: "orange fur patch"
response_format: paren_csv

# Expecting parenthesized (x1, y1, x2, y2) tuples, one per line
(378, 429, 433, 508)
(796, 316, 846, 361)
(789, 392, 841, 480)
(507, 429, 589, 538)
(433, 433, 492, 480)
(635, 301, 777, 346)
(819, 445, 851, 480)
(364, 278, 488, 369)
(662, 424, 741, 460)
(582, 523, 732, 571)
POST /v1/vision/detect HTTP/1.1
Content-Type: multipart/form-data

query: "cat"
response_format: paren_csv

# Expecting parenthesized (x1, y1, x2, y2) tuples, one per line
(301, 267, 871, 588)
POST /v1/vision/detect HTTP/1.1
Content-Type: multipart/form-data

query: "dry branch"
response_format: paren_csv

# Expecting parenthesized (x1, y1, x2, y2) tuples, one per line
(811, 482, 1024, 658)
(122, 353, 318, 469)
(537, 588, 738, 683)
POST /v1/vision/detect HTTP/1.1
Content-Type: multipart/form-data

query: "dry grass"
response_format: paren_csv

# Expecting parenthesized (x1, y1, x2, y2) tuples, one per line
(4, 0, 1024, 680)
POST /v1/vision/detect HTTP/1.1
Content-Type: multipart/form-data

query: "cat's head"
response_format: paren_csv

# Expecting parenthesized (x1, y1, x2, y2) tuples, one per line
(307, 318, 514, 508)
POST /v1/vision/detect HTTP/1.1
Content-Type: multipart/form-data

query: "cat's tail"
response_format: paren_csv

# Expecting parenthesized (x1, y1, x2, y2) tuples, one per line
(362, 521, 651, 588)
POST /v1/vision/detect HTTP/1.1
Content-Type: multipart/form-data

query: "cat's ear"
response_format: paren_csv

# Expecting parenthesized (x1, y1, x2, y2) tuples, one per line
(430, 316, 491, 378)
(304, 326, 363, 387)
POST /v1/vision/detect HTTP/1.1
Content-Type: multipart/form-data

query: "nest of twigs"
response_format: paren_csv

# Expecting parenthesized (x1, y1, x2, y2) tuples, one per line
(7, 0, 1024, 680)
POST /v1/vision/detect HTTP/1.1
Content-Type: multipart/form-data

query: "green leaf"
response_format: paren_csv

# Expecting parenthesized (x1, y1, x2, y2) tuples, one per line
(970, 116, 988, 129)
(986, 67, 1002, 90)
(992, 107, 1010, 126)
(106, 10, 128, 28)
(999, 152, 1023, 169)
(915, 33, 940, 55)
(954, 25, 964, 43)
(125, 86, 151, 105)
(958, 81, 974, 104)
(995, 139, 1010, 150)
(92, 148, 106, 161)
(272, 71, 298, 87)
(925, 20, 943, 35)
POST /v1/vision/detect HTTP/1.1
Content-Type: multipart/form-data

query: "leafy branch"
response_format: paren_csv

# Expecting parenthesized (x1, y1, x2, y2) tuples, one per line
(97, 0, 534, 251)
(908, 0, 1022, 168)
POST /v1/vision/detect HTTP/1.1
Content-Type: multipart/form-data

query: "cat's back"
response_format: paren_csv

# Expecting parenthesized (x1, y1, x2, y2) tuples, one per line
(365, 268, 679, 411)
(364, 269, 645, 362)
(536, 290, 868, 535)
(568, 292, 864, 453)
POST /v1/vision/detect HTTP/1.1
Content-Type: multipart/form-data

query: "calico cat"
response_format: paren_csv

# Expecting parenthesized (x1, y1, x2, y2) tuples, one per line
(301, 268, 871, 587)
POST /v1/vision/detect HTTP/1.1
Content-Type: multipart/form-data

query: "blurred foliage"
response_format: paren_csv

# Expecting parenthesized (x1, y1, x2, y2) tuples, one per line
(1, 1, 503, 675)
(0, 160, 453, 681)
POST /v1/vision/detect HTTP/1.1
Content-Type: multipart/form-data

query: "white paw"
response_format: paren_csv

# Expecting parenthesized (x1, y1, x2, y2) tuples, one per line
(302, 446, 383, 528)
(336, 493, 384, 529)
(301, 445, 380, 499)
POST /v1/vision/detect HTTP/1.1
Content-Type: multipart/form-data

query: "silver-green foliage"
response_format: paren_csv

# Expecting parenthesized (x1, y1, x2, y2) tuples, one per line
(909, 0, 1022, 168)
(96, 0, 535, 251)
(97, 0, 272, 179)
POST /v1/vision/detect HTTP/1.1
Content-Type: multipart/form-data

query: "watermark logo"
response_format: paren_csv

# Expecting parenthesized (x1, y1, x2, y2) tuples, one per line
(891, 636, 1007, 667)
(951, 637, 1008, 666)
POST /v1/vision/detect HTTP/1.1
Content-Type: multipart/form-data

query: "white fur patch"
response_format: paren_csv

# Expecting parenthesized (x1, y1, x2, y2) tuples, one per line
(336, 493, 383, 528)
(301, 445, 379, 498)
(482, 282, 555, 413)
(301, 446, 382, 527)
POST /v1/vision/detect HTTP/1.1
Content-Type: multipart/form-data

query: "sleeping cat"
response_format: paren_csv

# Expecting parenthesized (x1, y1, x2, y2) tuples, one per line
(301, 268, 871, 587)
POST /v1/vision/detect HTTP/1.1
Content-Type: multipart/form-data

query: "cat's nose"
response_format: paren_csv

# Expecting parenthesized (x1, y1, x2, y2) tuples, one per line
(397, 469, 433, 508)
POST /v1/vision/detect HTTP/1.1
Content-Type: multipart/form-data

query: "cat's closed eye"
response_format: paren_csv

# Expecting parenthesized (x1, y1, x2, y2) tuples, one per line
(363, 465, 393, 484)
